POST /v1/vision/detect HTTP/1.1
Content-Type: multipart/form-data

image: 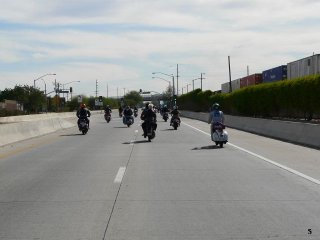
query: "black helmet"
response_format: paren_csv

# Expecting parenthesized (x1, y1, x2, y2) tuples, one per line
(212, 103, 220, 110)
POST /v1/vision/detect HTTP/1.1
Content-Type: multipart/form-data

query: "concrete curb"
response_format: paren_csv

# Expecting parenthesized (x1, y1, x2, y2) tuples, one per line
(181, 110, 320, 149)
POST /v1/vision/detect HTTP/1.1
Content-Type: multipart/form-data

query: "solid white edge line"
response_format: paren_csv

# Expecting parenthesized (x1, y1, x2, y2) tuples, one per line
(182, 121, 320, 185)
(114, 167, 126, 183)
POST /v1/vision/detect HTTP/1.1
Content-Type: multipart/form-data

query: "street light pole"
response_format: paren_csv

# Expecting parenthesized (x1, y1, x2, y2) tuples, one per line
(152, 72, 175, 96)
(34, 73, 56, 88)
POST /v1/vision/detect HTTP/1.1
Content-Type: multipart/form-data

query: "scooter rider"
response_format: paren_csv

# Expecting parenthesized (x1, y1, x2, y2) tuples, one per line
(118, 105, 123, 117)
(170, 105, 181, 126)
(162, 105, 169, 115)
(141, 103, 157, 138)
(77, 103, 91, 128)
(123, 105, 134, 124)
(133, 106, 138, 116)
(104, 105, 112, 115)
(208, 103, 225, 132)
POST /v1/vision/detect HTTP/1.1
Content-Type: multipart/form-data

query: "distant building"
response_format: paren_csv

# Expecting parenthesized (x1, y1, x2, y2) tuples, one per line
(0, 100, 23, 111)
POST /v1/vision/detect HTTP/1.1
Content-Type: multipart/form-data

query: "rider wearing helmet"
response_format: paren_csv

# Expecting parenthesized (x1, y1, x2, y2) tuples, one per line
(141, 103, 157, 138)
(161, 105, 169, 115)
(170, 105, 181, 126)
(104, 105, 112, 115)
(208, 103, 225, 132)
(77, 103, 91, 128)
(123, 105, 134, 124)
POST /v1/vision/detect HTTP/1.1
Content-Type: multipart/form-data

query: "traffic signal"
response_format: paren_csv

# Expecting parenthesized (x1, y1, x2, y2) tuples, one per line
(99, 96, 103, 102)
(70, 87, 73, 93)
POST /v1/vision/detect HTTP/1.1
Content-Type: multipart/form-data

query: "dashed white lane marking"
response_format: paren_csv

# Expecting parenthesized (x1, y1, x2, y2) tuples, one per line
(182, 122, 320, 185)
(114, 167, 126, 183)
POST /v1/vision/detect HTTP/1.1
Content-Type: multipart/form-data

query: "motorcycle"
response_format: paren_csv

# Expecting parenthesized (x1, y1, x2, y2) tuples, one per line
(123, 115, 133, 127)
(134, 110, 138, 118)
(171, 117, 180, 130)
(163, 112, 169, 122)
(145, 120, 156, 142)
(104, 113, 111, 123)
(211, 122, 228, 148)
(78, 118, 89, 135)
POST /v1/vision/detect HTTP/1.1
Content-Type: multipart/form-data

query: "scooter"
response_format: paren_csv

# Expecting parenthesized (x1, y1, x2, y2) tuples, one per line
(134, 110, 138, 118)
(171, 117, 180, 130)
(163, 112, 169, 122)
(78, 118, 89, 135)
(104, 113, 111, 123)
(211, 122, 228, 148)
(145, 120, 156, 142)
(123, 115, 133, 127)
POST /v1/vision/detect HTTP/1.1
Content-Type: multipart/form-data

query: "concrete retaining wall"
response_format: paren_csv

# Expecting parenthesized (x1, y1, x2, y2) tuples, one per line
(181, 111, 320, 149)
(0, 111, 101, 146)
(0, 118, 75, 146)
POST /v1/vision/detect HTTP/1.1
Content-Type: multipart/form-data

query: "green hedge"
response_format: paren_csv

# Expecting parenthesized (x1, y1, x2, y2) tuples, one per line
(177, 75, 320, 120)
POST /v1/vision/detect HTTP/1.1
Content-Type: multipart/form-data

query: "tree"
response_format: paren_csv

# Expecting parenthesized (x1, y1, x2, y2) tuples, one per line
(0, 85, 45, 113)
(124, 91, 143, 107)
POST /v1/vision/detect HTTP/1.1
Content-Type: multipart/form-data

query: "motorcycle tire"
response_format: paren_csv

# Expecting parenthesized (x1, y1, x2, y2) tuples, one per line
(219, 142, 223, 148)
(82, 129, 88, 135)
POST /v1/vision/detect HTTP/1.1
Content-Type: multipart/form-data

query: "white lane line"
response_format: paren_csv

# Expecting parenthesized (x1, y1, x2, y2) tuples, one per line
(182, 122, 320, 185)
(114, 167, 126, 183)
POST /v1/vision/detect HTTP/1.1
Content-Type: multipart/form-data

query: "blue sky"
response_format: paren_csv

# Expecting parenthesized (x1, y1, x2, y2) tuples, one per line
(1, 0, 320, 97)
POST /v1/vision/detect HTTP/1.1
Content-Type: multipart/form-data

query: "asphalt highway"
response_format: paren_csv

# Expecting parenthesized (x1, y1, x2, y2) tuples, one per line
(0, 112, 320, 240)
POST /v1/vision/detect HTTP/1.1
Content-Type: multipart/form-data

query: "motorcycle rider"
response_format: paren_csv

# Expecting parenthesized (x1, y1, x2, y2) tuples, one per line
(141, 103, 157, 138)
(133, 106, 138, 116)
(208, 103, 225, 133)
(77, 103, 91, 129)
(118, 105, 123, 117)
(161, 105, 169, 115)
(123, 105, 134, 124)
(104, 105, 112, 115)
(170, 105, 181, 126)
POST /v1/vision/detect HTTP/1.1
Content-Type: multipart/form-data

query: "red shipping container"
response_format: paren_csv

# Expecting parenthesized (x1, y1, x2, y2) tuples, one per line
(240, 74, 262, 88)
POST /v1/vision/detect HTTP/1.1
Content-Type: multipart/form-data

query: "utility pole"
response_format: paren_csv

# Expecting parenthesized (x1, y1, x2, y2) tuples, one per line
(95, 79, 98, 98)
(107, 83, 109, 98)
(176, 64, 179, 96)
(228, 56, 232, 93)
(200, 73, 205, 91)
(247, 65, 249, 76)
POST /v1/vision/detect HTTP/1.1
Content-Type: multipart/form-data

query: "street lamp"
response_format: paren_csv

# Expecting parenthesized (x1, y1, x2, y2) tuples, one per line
(185, 83, 191, 93)
(152, 77, 171, 87)
(34, 73, 56, 88)
(192, 78, 201, 91)
(152, 72, 175, 96)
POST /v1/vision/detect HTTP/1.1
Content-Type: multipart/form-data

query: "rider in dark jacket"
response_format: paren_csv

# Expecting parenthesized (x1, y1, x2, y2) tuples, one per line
(104, 105, 112, 115)
(123, 106, 134, 124)
(77, 103, 91, 128)
(170, 106, 180, 126)
(141, 103, 157, 137)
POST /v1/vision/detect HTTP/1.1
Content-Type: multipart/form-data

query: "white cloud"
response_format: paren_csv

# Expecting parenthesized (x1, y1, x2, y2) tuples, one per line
(0, 0, 320, 94)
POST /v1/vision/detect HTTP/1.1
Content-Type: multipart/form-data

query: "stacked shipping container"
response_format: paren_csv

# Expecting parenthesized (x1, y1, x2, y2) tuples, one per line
(262, 65, 287, 83)
(221, 78, 241, 93)
(287, 54, 320, 79)
(219, 54, 319, 93)
(240, 74, 262, 88)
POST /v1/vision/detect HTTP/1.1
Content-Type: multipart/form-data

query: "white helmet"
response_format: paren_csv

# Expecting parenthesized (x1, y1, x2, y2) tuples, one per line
(148, 104, 154, 109)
